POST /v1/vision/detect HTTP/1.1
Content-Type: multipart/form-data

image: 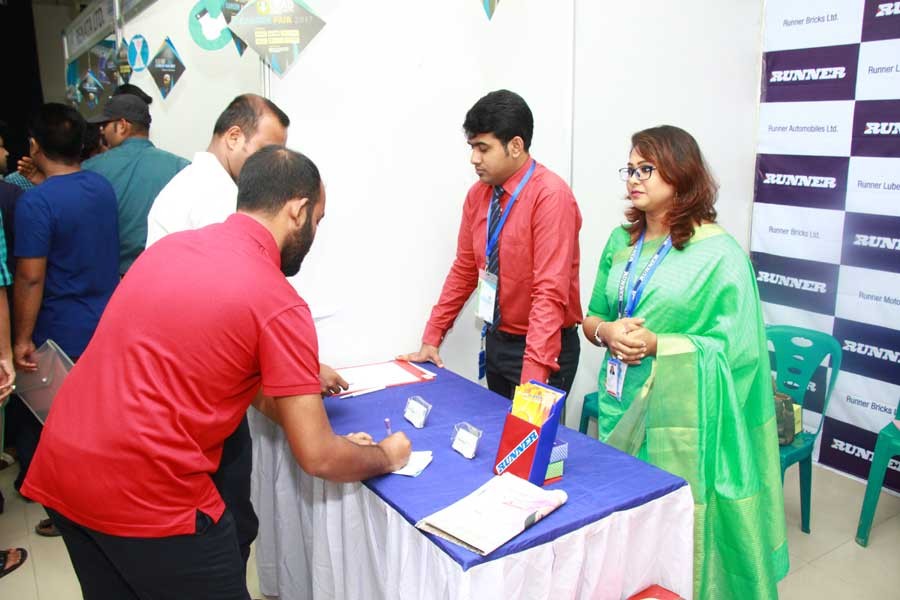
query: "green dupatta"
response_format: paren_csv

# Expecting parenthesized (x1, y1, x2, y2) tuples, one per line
(587, 224, 789, 599)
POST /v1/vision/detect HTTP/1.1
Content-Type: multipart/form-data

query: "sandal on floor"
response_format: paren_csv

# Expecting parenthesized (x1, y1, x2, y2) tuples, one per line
(0, 548, 28, 578)
(35, 518, 61, 537)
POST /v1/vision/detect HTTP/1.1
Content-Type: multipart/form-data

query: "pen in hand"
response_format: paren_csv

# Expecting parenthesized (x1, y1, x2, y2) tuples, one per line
(384, 417, 392, 437)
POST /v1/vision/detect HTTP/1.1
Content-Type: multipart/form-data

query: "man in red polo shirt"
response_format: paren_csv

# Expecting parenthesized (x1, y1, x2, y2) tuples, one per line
(21, 146, 411, 600)
(401, 90, 582, 398)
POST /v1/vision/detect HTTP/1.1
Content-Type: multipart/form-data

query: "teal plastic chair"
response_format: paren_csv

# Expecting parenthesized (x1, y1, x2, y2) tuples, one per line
(579, 392, 599, 435)
(855, 403, 900, 547)
(766, 325, 842, 534)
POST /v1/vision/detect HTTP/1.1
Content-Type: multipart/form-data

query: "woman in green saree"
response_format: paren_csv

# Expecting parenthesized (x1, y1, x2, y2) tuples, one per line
(582, 126, 788, 599)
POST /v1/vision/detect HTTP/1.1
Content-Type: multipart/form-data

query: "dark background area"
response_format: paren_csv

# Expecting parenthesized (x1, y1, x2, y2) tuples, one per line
(0, 0, 45, 174)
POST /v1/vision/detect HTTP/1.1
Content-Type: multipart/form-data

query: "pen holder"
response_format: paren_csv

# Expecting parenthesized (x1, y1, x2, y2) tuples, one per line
(451, 422, 482, 459)
(404, 395, 432, 429)
(493, 381, 567, 486)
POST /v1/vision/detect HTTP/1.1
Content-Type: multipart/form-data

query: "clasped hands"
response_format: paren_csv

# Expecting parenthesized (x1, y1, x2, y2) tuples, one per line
(600, 317, 657, 365)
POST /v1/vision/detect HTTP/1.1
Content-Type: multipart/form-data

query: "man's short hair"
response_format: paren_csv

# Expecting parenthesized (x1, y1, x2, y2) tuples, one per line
(81, 123, 103, 160)
(29, 103, 86, 164)
(213, 94, 290, 140)
(236, 146, 321, 216)
(463, 89, 534, 151)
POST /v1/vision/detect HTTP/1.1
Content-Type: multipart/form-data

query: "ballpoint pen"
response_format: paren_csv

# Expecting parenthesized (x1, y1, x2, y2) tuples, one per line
(384, 418, 392, 437)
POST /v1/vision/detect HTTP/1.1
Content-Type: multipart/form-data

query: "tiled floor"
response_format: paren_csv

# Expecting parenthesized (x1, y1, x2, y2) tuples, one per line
(2, 460, 897, 599)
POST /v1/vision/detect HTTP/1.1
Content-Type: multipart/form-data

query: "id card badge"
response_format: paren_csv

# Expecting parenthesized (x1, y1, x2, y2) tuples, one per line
(478, 332, 487, 380)
(605, 358, 627, 401)
(476, 269, 498, 323)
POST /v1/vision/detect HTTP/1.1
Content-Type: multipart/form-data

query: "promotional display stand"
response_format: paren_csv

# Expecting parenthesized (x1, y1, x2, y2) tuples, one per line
(493, 381, 566, 486)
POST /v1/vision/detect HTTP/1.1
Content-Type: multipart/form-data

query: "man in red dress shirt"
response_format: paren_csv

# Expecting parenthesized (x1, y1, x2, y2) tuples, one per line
(401, 90, 582, 398)
(22, 146, 411, 600)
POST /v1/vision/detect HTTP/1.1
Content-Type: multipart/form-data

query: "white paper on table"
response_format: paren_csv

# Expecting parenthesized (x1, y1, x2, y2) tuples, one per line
(335, 361, 424, 396)
(392, 451, 434, 477)
(416, 473, 568, 556)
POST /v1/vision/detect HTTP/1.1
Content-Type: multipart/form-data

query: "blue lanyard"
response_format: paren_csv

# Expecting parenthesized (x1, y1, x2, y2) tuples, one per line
(617, 233, 673, 318)
(485, 160, 537, 260)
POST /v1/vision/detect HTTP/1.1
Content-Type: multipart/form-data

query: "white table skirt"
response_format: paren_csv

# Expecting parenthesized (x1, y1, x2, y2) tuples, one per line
(249, 409, 694, 600)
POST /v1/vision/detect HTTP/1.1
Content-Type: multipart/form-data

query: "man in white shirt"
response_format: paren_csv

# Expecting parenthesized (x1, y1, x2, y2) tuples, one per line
(144, 94, 350, 582)
(145, 94, 289, 247)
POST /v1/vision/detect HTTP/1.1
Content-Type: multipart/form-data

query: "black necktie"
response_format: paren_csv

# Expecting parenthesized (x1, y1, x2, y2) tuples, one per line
(486, 185, 504, 331)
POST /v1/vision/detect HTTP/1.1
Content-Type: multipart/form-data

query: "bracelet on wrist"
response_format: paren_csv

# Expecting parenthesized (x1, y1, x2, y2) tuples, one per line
(593, 321, 607, 348)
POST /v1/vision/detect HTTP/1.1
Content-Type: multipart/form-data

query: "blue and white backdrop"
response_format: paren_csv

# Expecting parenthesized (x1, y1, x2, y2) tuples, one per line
(752, 0, 900, 492)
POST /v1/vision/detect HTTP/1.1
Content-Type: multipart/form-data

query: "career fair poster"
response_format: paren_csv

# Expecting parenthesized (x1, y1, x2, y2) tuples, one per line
(65, 39, 117, 118)
(750, 0, 900, 492)
(117, 40, 133, 83)
(188, 0, 250, 56)
(148, 37, 187, 99)
(223, 0, 251, 56)
(229, 0, 325, 77)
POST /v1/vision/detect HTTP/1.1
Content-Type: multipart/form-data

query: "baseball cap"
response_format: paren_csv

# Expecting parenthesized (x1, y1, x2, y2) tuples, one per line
(88, 95, 152, 126)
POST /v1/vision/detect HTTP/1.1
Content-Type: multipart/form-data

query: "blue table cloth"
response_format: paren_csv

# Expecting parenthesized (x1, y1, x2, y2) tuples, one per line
(324, 366, 687, 571)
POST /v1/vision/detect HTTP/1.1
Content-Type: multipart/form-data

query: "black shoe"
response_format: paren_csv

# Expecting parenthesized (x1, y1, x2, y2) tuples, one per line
(35, 518, 61, 537)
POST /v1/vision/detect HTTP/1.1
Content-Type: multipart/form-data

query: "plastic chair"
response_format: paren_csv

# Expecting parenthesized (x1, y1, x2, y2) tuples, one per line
(855, 403, 900, 547)
(766, 325, 842, 534)
(579, 392, 599, 435)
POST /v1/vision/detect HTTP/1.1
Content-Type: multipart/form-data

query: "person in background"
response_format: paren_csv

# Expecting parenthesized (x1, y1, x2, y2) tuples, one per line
(400, 90, 582, 398)
(83, 95, 189, 275)
(12, 103, 119, 537)
(146, 94, 346, 577)
(0, 122, 9, 176)
(1, 121, 34, 192)
(0, 126, 21, 477)
(81, 123, 107, 160)
(0, 130, 22, 273)
(146, 93, 289, 245)
(21, 146, 410, 600)
(0, 194, 17, 516)
(113, 83, 153, 105)
(581, 125, 788, 599)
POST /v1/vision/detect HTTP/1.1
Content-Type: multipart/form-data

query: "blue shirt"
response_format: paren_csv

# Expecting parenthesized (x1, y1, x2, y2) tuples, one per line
(14, 171, 120, 357)
(82, 138, 190, 274)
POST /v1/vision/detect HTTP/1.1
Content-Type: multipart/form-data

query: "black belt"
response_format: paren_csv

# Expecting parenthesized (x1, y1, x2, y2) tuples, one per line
(490, 325, 578, 342)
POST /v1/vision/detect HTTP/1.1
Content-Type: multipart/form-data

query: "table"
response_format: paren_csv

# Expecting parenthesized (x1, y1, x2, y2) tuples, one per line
(249, 368, 694, 600)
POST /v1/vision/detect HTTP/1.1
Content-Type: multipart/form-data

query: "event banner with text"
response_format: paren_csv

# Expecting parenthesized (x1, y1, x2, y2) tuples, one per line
(752, 0, 900, 491)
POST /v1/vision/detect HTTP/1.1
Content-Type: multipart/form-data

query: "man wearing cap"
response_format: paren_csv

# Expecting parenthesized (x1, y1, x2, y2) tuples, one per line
(83, 94, 189, 275)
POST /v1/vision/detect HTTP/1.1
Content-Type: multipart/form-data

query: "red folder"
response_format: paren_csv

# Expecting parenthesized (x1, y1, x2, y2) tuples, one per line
(334, 360, 435, 397)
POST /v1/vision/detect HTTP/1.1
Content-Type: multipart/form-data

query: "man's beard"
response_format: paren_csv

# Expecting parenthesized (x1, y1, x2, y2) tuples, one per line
(280, 210, 315, 277)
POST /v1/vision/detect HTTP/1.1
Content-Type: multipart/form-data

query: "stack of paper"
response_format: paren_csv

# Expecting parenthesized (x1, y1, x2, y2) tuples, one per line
(510, 383, 565, 426)
(392, 451, 433, 477)
(416, 473, 568, 556)
(336, 360, 435, 398)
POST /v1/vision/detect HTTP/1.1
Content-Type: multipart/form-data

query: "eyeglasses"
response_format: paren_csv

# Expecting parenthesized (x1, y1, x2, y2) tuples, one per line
(618, 165, 656, 182)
